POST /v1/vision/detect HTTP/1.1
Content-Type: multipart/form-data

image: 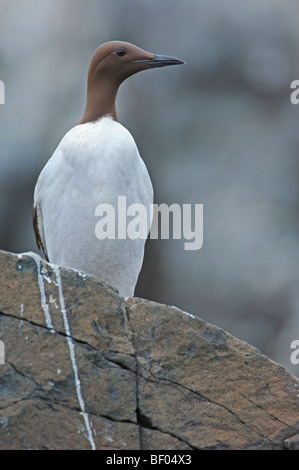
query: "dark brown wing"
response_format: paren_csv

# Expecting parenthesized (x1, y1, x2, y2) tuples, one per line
(32, 205, 49, 262)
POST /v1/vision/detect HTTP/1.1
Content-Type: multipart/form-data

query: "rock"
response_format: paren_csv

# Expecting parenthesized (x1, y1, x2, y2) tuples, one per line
(284, 433, 299, 450)
(0, 249, 298, 450)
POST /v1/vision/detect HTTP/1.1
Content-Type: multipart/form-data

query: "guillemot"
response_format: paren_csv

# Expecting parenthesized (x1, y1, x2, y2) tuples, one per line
(33, 41, 184, 297)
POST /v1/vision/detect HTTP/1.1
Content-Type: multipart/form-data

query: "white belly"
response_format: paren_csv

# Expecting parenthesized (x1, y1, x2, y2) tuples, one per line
(34, 117, 153, 297)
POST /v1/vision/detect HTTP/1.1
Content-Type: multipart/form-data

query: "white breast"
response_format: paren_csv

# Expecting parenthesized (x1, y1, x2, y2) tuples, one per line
(34, 116, 153, 297)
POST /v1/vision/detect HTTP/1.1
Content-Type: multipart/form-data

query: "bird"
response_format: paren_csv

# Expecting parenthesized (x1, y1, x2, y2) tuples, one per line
(33, 41, 185, 297)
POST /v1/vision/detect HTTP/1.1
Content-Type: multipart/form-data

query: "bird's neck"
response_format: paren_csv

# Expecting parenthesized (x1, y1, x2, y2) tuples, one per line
(79, 77, 119, 124)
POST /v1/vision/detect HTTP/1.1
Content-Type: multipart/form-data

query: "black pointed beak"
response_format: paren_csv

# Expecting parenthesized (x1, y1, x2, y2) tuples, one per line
(133, 54, 185, 68)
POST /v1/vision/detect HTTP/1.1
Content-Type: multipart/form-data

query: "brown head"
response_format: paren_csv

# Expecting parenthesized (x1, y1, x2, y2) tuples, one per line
(79, 41, 185, 124)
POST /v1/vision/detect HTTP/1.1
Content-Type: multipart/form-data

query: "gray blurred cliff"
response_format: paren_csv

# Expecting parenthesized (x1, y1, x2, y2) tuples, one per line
(0, 0, 299, 377)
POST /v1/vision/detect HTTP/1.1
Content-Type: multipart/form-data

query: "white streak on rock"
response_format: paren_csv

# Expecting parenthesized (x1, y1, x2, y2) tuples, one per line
(19, 303, 24, 328)
(49, 295, 59, 309)
(171, 305, 196, 319)
(30, 253, 55, 333)
(44, 275, 51, 283)
(54, 265, 96, 451)
(1, 417, 8, 428)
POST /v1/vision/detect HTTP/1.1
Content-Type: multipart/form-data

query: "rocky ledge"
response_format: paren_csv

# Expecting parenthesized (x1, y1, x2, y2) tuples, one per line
(0, 250, 298, 450)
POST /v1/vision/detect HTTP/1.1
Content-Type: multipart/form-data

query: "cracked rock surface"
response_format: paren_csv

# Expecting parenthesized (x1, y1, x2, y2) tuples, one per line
(0, 250, 298, 450)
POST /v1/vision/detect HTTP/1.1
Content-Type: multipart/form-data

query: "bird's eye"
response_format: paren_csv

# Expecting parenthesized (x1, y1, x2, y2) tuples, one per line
(116, 48, 125, 57)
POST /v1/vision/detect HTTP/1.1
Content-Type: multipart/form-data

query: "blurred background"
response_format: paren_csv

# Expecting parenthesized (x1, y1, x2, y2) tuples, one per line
(0, 0, 299, 377)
